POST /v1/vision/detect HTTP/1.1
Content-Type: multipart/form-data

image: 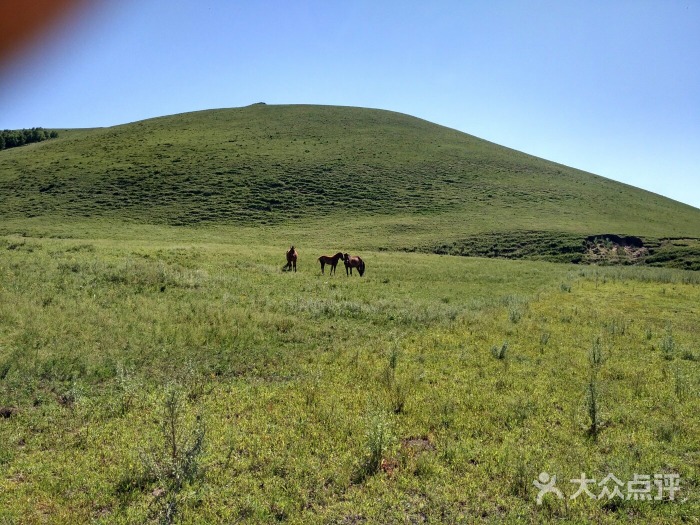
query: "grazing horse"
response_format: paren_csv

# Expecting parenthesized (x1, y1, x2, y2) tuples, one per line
(343, 253, 365, 277)
(284, 245, 298, 272)
(318, 252, 344, 275)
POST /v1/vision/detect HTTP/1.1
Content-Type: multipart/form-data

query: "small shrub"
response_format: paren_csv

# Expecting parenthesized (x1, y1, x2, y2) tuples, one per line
(511, 454, 530, 498)
(388, 345, 399, 372)
(388, 377, 409, 414)
(114, 365, 140, 416)
(680, 350, 697, 362)
(381, 346, 412, 414)
(0, 358, 12, 380)
(508, 307, 522, 324)
(356, 409, 394, 481)
(660, 331, 676, 360)
(657, 420, 681, 443)
(439, 399, 456, 429)
(586, 378, 602, 440)
(491, 341, 508, 360)
(589, 337, 605, 368)
(673, 367, 687, 402)
(141, 385, 206, 525)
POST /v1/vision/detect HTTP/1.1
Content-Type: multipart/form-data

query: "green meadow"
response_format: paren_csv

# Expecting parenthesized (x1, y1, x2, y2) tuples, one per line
(0, 228, 698, 523)
(1, 105, 700, 523)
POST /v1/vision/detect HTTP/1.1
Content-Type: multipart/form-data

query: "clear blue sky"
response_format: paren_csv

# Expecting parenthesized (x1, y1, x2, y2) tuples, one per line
(1, 0, 698, 209)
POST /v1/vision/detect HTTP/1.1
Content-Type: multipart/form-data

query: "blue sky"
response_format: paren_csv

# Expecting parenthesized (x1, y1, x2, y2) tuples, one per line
(1, 0, 698, 209)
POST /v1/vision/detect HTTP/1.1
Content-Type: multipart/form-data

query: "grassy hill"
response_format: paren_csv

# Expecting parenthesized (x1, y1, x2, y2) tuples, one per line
(1, 104, 699, 267)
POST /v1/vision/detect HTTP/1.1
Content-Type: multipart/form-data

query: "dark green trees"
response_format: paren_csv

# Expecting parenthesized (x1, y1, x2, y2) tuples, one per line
(0, 128, 57, 150)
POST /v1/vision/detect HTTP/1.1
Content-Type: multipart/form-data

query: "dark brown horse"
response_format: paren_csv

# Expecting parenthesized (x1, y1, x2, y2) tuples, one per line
(284, 245, 298, 272)
(343, 253, 365, 276)
(318, 252, 344, 275)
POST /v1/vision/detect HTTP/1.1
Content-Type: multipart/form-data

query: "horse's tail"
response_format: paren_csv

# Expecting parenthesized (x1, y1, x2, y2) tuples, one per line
(358, 260, 365, 276)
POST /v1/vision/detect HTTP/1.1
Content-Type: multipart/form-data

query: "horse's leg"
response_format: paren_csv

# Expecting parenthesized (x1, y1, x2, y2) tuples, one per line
(320, 261, 325, 274)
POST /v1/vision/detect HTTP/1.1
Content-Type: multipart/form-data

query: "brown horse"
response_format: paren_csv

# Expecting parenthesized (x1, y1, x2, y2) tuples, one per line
(284, 245, 298, 272)
(318, 252, 344, 275)
(343, 253, 365, 276)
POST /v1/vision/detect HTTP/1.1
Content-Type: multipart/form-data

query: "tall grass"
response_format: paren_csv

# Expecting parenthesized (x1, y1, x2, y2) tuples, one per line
(0, 234, 699, 523)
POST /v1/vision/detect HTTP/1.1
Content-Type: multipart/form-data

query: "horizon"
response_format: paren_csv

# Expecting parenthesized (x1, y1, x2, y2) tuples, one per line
(1, 1, 698, 209)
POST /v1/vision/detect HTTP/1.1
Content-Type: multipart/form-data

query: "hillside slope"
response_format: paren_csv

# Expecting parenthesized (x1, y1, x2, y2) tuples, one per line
(1, 104, 699, 265)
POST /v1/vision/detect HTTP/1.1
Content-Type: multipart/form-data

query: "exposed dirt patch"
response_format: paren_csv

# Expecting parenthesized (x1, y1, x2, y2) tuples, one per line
(584, 235, 648, 264)
(424, 231, 700, 270)
(0, 406, 18, 418)
(400, 436, 435, 454)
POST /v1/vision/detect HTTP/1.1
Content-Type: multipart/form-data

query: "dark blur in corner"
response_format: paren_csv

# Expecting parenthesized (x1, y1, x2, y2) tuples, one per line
(0, 0, 88, 67)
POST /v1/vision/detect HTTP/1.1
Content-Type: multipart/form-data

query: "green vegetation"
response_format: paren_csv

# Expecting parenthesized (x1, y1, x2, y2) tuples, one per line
(0, 233, 698, 523)
(1, 105, 699, 522)
(1, 105, 699, 267)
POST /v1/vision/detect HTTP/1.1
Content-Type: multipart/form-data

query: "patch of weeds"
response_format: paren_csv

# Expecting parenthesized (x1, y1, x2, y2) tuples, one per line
(656, 420, 682, 443)
(413, 453, 436, 478)
(65, 243, 96, 253)
(354, 408, 394, 483)
(0, 356, 14, 380)
(506, 399, 535, 429)
(491, 341, 508, 361)
(181, 362, 213, 402)
(511, 453, 530, 499)
(604, 318, 628, 337)
(680, 350, 698, 362)
(589, 337, 605, 368)
(381, 346, 411, 414)
(585, 377, 602, 440)
(439, 399, 456, 429)
(114, 365, 140, 416)
(660, 329, 676, 361)
(673, 367, 688, 402)
(302, 373, 321, 410)
(508, 307, 522, 324)
(388, 377, 409, 415)
(140, 384, 206, 525)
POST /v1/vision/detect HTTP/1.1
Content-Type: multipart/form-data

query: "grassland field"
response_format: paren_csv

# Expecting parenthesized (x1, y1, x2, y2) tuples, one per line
(1, 105, 700, 523)
(0, 223, 698, 524)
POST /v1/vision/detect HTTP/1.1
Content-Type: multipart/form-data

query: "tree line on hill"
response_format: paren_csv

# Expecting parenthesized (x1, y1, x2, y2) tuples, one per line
(0, 128, 58, 150)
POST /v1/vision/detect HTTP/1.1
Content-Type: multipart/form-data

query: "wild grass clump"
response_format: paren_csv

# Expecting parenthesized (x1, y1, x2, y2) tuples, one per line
(673, 367, 688, 402)
(585, 333, 606, 440)
(660, 328, 676, 360)
(491, 341, 509, 361)
(508, 306, 522, 324)
(585, 377, 602, 440)
(113, 365, 140, 416)
(355, 408, 394, 482)
(140, 385, 206, 524)
(381, 346, 411, 414)
(589, 337, 605, 368)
